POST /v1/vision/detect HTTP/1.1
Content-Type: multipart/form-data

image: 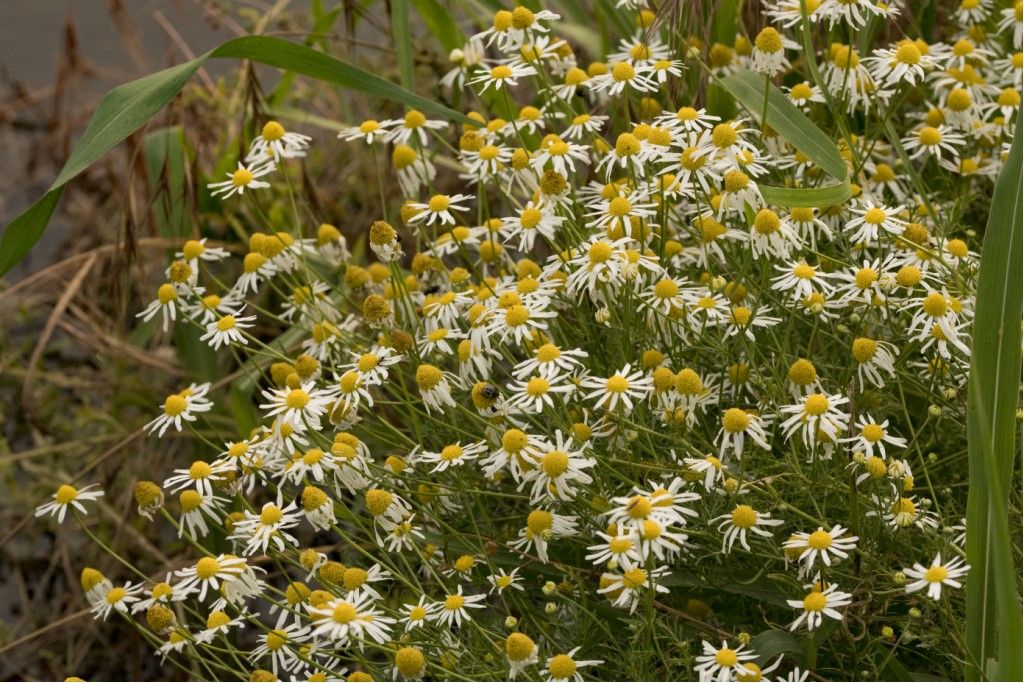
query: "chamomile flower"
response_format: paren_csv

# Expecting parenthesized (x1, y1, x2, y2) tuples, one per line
(695, 640, 759, 682)
(714, 504, 784, 552)
(846, 202, 907, 243)
(589, 61, 658, 96)
(308, 591, 396, 646)
(174, 554, 248, 601)
(248, 619, 311, 675)
(506, 631, 540, 679)
(470, 62, 537, 91)
(229, 500, 302, 555)
(200, 311, 256, 349)
(421, 440, 488, 473)
(580, 363, 653, 413)
(259, 381, 332, 429)
(545, 647, 604, 682)
(408, 193, 473, 226)
(92, 581, 143, 620)
(246, 120, 311, 162)
(779, 392, 850, 449)
(586, 523, 643, 569)
(842, 416, 907, 457)
(502, 204, 566, 252)
(507, 369, 575, 413)
(436, 585, 486, 627)
(401, 595, 437, 631)
(145, 384, 214, 437)
(208, 160, 275, 199)
(137, 283, 182, 332)
(751, 27, 796, 75)
(598, 565, 670, 612)
(718, 408, 772, 458)
(903, 125, 965, 161)
(784, 525, 859, 572)
(488, 567, 525, 594)
(787, 580, 854, 631)
(385, 109, 448, 145)
(904, 553, 970, 600)
(512, 508, 578, 562)
(513, 343, 588, 379)
(524, 430, 596, 501)
(338, 119, 387, 144)
(35, 483, 104, 523)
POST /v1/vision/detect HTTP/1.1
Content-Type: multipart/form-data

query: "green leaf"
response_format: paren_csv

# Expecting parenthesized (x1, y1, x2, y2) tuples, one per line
(0, 36, 472, 279)
(720, 70, 848, 181)
(0, 188, 63, 277)
(592, 0, 633, 41)
(964, 116, 1023, 682)
(760, 182, 852, 209)
(409, 0, 464, 52)
(392, 0, 415, 89)
(749, 630, 802, 665)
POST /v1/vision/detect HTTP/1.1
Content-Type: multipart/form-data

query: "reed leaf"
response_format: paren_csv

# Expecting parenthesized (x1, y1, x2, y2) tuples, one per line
(719, 70, 852, 207)
(964, 116, 1023, 682)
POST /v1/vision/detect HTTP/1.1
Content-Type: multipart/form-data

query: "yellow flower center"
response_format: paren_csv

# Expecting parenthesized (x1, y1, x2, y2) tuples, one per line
(712, 123, 737, 149)
(753, 209, 781, 234)
(332, 602, 358, 623)
(793, 263, 816, 279)
(605, 375, 629, 393)
(723, 408, 750, 433)
(894, 43, 921, 65)
(261, 121, 285, 141)
(924, 566, 949, 583)
(715, 648, 738, 667)
(755, 27, 783, 53)
(527, 509, 553, 534)
(807, 529, 833, 550)
(526, 376, 550, 397)
(55, 484, 78, 505)
(196, 557, 221, 580)
(861, 423, 885, 442)
(589, 241, 614, 264)
(506, 632, 536, 661)
(918, 126, 942, 146)
(231, 168, 254, 186)
(922, 292, 948, 317)
(285, 389, 310, 409)
(731, 505, 758, 528)
(542, 450, 570, 477)
(260, 505, 283, 525)
(611, 62, 636, 82)
(803, 591, 827, 612)
(622, 567, 647, 589)
(804, 393, 830, 416)
(627, 495, 652, 519)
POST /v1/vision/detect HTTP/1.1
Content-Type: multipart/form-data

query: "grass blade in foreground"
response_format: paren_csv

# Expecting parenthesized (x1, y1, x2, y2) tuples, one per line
(964, 116, 1023, 682)
(0, 36, 472, 279)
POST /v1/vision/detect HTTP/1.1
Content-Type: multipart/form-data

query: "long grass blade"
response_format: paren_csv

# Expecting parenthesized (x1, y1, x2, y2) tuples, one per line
(964, 116, 1023, 682)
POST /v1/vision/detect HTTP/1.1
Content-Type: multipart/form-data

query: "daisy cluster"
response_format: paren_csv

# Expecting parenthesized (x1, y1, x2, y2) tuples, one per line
(40, 0, 1019, 680)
